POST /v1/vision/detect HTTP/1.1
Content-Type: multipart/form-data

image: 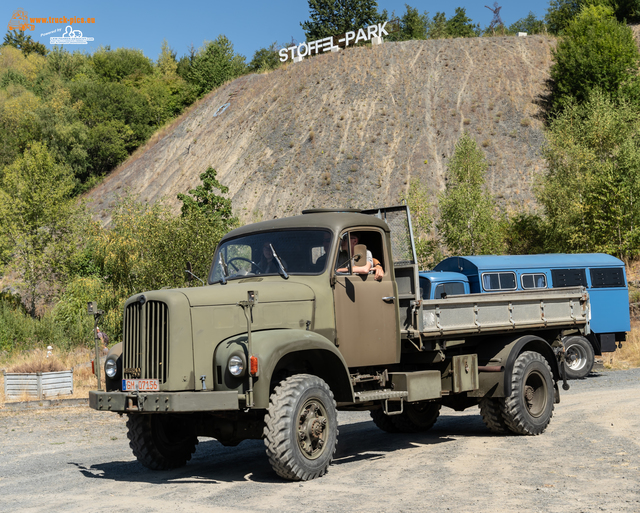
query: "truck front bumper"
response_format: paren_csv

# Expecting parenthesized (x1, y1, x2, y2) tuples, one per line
(89, 390, 240, 413)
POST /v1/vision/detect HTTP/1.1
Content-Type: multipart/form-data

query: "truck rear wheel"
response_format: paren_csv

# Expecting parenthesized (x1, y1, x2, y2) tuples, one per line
(501, 351, 554, 435)
(126, 414, 198, 470)
(563, 336, 595, 379)
(391, 401, 441, 433)
(370, 408, 399, 433)
(479, 397, 509, 434)
(263, 374, 338, 481)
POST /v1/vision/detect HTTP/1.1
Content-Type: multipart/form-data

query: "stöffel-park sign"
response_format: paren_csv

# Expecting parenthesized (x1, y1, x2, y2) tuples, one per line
(279, 20, 399, 62)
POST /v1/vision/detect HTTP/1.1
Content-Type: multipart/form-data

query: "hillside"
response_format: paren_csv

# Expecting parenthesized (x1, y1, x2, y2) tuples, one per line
(86, 35, 556, 224)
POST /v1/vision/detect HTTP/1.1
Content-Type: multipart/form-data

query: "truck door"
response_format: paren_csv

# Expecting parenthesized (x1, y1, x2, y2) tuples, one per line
(332, 229, 400, 367)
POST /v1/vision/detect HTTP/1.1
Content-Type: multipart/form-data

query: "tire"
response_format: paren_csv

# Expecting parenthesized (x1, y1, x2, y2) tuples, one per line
(563, 336, 595, 379)
(501, 351, 554, 435)
(263, 374, 338, 481)
(370, 408, 400, 433)
(479, 397, 509, 434)
(126, 414, 198, 470)
(391, 401, 441, 433)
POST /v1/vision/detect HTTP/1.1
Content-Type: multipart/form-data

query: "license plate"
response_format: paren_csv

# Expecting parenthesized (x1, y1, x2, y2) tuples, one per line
(122, 379, 159, 392)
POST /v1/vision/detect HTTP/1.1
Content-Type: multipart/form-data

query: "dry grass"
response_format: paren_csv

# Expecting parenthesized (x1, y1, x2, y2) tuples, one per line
(7, 351, 66, 373)
(603, 321, 640, 370)
(0, 347, 98, 408)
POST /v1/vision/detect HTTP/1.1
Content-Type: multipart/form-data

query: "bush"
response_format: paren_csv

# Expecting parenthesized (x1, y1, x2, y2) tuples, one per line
(91, 47, 154, 81)
(550, 5, 640, 109)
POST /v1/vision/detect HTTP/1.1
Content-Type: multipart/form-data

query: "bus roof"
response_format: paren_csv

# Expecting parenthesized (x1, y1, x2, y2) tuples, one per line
(434, 254, 624, 273)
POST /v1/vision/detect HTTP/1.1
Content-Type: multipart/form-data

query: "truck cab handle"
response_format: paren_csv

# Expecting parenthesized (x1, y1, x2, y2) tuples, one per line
(382, 296, 395, 303)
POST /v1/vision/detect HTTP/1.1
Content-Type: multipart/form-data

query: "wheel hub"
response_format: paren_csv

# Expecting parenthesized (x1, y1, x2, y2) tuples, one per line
(566, 346, 587, 370)
(525, 385, 535, 403)
(524, 371, 547, 418)
(297, 401, 328, 459)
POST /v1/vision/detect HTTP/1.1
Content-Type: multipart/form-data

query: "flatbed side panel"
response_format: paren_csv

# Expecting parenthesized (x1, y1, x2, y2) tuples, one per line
(419, 287, 587, 337)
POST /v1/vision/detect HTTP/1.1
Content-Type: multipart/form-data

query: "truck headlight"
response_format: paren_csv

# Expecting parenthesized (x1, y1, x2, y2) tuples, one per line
(105, 357, 118, 379)
(228, 355, 245, 376)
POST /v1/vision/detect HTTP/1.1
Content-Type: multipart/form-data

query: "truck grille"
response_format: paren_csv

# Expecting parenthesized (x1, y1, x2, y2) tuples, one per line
(123, 300, 169, 383)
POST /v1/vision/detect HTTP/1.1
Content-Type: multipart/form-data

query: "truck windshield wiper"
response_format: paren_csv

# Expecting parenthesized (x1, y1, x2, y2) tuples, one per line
(269, 244, 288, 279)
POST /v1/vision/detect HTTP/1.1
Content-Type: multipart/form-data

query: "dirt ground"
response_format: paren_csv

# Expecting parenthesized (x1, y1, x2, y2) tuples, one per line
(0, 368, 638, 513)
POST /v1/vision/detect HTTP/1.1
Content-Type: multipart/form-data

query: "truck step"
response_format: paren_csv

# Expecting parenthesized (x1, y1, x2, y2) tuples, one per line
(354, 389, 408, 402)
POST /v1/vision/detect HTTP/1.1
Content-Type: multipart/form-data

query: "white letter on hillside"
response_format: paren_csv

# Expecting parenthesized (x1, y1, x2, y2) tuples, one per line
(355, 28, 367, 44)
(345, 31, 355, 46)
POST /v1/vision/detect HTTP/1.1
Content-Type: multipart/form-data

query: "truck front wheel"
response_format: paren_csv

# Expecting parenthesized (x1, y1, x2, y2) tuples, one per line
(263, 374, 338, 481)
(563, 336, 595, 379)
(126, 414, 198, 470)
(501, 351, 554, 435)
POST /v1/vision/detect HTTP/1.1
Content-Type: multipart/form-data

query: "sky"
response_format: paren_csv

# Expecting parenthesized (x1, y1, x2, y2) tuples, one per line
(4, 1, 553, 63)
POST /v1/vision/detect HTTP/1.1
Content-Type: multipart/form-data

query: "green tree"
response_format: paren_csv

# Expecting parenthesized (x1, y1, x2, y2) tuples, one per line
(437, 133, 504, 255)
(46, 47, 95, 81)
(0, 142, 82, 316)
(508, 12, 547, 34)
(387, 5, 429, 41)
(248, 42, 282, 73)
(446, 7, 480, 38)
(504, 212, 548, 254)
(156, 39, 178, 76)
(85, 120, 135, 177)
(550, 5, 640, 109)
(185, 36, 246, 97)
(538, 92, 640, 258)
(428, 12, 448, 39)
(2, 29, 48, 56)
(301, 0, 387, 40)
(177, 166, 236, 223)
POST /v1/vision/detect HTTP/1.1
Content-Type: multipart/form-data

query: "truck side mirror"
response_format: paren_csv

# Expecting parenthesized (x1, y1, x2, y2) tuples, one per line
(353, 244, 367, 266)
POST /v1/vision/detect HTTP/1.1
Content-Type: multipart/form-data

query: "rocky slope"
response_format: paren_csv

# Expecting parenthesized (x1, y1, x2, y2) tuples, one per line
(86, 35, 555, 224)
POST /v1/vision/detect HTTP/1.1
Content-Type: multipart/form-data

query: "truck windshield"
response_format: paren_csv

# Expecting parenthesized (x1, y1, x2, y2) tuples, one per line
(209, 229, 333, 283)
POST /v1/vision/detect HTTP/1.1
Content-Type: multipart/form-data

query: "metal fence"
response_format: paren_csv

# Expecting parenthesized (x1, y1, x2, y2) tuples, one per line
(4, 370, 74, 400)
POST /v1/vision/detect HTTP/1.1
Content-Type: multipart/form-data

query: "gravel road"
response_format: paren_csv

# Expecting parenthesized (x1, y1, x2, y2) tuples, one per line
(1, 368, 639, 513)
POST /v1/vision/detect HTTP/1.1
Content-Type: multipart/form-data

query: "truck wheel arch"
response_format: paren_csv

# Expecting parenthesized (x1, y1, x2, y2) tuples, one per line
(475, 334, 560, 399)
(503, 335, 560, 397)
(216, 329, 354, 408)
(268, 348, 354, 404)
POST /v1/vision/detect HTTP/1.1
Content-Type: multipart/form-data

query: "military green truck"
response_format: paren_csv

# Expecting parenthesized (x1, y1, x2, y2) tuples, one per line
(90, 206, 587, 481)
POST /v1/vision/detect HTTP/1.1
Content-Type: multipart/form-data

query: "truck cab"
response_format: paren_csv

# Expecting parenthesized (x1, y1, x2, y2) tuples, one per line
(419, 271, 470, 300)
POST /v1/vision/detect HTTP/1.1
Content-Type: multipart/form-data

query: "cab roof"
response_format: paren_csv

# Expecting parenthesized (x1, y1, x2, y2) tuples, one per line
(221, 211, 390, 242)
(419, 271, 469, 283)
